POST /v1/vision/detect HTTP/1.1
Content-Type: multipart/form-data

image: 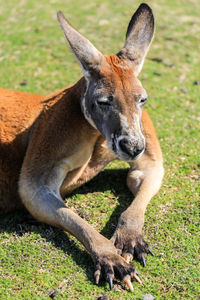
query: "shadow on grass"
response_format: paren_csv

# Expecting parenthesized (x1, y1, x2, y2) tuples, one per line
(0, 168, 133, 285)
(72, 168, 133, 238)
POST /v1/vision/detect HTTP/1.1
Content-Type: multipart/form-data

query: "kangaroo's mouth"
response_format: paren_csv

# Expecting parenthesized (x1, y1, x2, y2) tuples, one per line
(110, 134, 145, 162)
(114, 145, 144, 162)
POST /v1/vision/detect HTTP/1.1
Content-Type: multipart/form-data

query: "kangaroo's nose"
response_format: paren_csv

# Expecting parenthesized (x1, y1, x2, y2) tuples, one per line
(119, 137, 144, 158)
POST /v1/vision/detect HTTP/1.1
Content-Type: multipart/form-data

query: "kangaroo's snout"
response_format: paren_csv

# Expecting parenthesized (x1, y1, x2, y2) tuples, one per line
(115, 135, 145, 161)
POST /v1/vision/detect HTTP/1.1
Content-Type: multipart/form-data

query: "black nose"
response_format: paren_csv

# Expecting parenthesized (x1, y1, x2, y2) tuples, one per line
(119, 138, 144, 158)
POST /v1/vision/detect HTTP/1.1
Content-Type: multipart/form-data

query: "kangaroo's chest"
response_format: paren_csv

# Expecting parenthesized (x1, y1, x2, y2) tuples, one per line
(47, 142, 95, 196)
(60, 136, 116, 197)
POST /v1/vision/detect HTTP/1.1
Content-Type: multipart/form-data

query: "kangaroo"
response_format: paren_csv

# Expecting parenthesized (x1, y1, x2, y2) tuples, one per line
(0, 3, 164, 291)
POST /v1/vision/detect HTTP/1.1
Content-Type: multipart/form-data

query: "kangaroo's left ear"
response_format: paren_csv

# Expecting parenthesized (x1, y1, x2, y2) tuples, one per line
(117, 3, 155, 76)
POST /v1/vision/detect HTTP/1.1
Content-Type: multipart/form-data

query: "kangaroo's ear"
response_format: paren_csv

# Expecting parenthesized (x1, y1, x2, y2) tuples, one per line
(57, 11, 105, 78)
(118, 3, 155, 76)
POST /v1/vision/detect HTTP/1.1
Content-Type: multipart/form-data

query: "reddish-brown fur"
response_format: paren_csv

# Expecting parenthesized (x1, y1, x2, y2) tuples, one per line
(0, 88, 44, 211)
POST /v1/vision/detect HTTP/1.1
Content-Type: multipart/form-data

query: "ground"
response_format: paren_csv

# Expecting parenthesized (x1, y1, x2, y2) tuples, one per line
(0, 0, 199, 299)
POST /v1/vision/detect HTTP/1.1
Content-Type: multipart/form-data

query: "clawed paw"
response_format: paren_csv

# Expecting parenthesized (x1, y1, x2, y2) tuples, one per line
(94, 253, 141, 291)
(126, 234, 154, 266)
(112, 231, 154, 266)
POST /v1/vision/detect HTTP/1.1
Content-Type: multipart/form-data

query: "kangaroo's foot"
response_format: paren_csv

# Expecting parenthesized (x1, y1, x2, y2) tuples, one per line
(93, 240, 142, 291)
(111, 215, 154, 266)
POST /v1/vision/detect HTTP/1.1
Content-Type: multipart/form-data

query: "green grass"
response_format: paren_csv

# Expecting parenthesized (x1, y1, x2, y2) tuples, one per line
(0, 0, 199, 299)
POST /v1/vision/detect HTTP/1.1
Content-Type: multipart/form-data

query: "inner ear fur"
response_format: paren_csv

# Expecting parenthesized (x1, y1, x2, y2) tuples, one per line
(57, 11, 105, 76)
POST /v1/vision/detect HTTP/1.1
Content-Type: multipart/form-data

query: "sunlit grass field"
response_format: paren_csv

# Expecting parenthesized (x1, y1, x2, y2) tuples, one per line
(0, 0, 199, 299)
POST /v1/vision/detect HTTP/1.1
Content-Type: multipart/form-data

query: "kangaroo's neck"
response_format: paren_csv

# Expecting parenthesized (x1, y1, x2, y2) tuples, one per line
(43, 77, 101, 141)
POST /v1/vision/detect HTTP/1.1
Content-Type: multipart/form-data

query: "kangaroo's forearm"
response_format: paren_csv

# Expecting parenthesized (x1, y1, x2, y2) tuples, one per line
(58, 207, 113, 258)
(127, 162, 164, 218)
(20, 184, 112, 260)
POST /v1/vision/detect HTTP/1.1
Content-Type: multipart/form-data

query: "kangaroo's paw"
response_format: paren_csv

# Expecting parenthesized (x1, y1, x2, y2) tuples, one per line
(111, 216, 154, 266)
(94, 252, 141, 291)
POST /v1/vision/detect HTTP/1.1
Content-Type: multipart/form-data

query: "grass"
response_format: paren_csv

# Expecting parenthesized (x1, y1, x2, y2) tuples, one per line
(0, 0, 199, 299)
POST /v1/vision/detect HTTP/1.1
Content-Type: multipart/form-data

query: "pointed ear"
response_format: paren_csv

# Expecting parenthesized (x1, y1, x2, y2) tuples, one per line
(57, 11, 105, 77)
(118, 3, 155, 76)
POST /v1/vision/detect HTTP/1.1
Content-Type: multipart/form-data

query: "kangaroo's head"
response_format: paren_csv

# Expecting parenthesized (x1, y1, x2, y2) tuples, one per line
(57, 3, 154, 161)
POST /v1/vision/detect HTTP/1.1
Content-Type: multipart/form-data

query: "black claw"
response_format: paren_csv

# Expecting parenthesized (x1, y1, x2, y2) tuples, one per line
(108, 277, 113, 290)
(148, 248, 154, 256)
(142, 255, 146, 267)
(136, 270, 140, 277)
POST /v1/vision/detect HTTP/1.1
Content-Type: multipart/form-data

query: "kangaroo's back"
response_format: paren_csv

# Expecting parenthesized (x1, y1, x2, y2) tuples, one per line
(0, 87, 45, 142)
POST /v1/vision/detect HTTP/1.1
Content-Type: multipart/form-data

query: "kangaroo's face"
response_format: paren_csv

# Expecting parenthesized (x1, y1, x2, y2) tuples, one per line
(82, 55, 147, 161)
(57, 4, 154, 161)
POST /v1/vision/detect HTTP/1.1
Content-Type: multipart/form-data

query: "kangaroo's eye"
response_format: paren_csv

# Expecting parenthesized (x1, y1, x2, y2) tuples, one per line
(97, 96, 113, 107)
(139, 97, 147, 105)
(97, 100, 111, 106)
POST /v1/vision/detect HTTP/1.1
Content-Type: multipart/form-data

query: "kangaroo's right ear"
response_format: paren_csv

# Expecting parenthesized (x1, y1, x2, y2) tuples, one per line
(57, 11, 105, 78)
(118, 3, 155, 76)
